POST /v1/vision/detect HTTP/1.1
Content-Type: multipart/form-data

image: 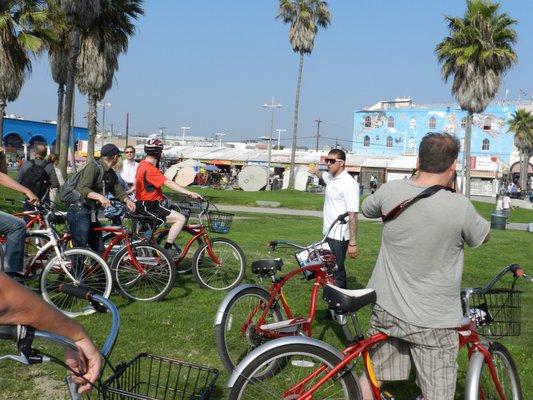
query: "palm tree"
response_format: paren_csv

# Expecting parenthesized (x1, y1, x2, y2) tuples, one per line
(508, 109, 533, 194)
(57, 0, 101, 178)
(277, 0, 330, 189)
(76, 0, 143, 161)
(0, 0, 49, 143)
(436, 0, 517, 198)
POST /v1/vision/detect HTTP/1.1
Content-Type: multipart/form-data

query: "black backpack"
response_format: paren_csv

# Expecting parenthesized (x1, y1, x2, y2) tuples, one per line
(20, 160, 51, 200)
(60, 161, 103, 205)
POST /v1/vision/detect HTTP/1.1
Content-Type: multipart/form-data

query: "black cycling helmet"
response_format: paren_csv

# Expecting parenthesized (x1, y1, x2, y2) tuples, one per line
(144, 138, 163, 157)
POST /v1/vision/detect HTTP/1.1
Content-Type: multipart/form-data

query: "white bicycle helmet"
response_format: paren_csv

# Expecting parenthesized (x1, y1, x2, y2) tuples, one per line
(144, 138, 163, 157)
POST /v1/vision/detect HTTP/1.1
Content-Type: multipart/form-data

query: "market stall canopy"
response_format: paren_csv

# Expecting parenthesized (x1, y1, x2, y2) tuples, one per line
(175, 166, 196, 186)
(204, 164, 220, 172)
(175, 159, 205, 168)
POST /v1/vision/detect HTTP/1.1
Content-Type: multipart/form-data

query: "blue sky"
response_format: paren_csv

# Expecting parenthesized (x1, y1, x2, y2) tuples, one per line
(9, 0, 533, 148)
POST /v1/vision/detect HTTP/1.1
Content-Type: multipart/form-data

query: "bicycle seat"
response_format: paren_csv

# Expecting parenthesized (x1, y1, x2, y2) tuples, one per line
(251, 259, 283, 276)
(323, 284, 376, 314)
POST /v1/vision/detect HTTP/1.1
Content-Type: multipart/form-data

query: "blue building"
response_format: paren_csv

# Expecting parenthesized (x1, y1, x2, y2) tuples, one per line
(352, 98, 518, 164)
(2, 117, 88, 157)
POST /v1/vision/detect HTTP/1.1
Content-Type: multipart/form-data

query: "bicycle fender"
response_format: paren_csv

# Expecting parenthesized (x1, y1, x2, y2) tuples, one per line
(227, 336, 345, 389)
(464, 349, 485, 400)
(214, 284, 267, 326)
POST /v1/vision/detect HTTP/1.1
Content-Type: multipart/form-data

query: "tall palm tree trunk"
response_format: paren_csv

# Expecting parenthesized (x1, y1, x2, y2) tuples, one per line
(54, 83, 64, 153)
(519, 149, 528, 196)
(58, 30, 79, 179)
(87, 93, 97, 161)
(463, 111, 473, 198)
(288, 52, 304, 189)
(0, 98, 6, 145)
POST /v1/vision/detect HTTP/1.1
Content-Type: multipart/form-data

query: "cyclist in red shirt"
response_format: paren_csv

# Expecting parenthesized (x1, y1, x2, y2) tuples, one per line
(135, 139, 202, 250)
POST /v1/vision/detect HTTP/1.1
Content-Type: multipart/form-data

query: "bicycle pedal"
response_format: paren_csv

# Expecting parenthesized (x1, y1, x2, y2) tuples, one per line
(260, 318, 306, 334)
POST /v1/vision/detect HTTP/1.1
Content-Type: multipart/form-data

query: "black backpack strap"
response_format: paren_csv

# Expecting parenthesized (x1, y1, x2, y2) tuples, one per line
(381, 185, 455, 222)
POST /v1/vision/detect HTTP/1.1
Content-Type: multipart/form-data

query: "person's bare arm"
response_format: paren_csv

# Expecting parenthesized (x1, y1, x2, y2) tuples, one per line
(0, 172, 39, 204)
(0, 273, 101, 393)
(347, 211, 358, 259)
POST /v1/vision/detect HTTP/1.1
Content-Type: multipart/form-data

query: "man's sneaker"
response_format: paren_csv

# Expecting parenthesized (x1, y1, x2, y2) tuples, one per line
(5, 271, 30, 283)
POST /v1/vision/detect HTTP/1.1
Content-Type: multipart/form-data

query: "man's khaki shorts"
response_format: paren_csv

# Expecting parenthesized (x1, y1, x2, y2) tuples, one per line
(368, 304, 459, 400)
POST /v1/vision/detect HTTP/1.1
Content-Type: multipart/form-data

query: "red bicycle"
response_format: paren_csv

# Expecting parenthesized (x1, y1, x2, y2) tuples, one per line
(214, 213, 350, 375)
(227, 263, 528, 399)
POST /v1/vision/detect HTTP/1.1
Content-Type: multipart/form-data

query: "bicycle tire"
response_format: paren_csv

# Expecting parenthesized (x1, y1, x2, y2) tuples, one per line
(229, 341, 361, 400)
(112, 243, 176, 302)
(40, 247, 112, 318)
(215, 286, 284, 374)
(465, 341, 522, 400)
(192, 237, 245, 290)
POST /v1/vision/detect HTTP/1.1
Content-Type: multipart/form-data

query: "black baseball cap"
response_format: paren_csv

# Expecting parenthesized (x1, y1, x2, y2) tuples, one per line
(101, 143, 121, 157)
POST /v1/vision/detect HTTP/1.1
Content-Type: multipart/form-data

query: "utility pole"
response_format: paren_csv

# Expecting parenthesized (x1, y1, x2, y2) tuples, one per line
(180, 126, 190, 143)
(314, 117, 322, 154)
(125, 112, 129, 146)
(158, 127, 166, 145)
(262, 97, 282, 191)
(335, 137, 338, 148)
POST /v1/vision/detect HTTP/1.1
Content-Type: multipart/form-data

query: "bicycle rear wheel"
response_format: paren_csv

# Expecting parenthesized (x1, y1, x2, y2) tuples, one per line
(228, 341, 361, 400)
(467, 342, 522, 400)
(215, 286, 284, 374)
(40, 248, 112, 317)
(192, 238, 245, 290)
(112, 243, 176, 301)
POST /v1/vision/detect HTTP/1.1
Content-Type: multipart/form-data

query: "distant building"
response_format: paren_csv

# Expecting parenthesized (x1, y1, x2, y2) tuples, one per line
(352, 97, 523, 164)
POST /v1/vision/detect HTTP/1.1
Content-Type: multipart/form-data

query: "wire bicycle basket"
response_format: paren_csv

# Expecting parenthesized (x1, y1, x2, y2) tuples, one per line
(469, 288, 522, 337)
(206, 211, 234, 234)
(102, 353, 219, 399)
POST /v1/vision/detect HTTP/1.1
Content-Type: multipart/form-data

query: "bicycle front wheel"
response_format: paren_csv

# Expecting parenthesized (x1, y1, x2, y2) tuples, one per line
(229, 341, 361, 400)
(112, 243, 176, 302)
(40, 248, 112, 317)
(192, 238, 245, 290)
(215, 286, 284, 373)
(466, 342, 522, 400)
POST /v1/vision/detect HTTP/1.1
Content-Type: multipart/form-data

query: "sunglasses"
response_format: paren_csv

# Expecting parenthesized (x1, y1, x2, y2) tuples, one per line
(125, 151, 135, 154)
(325, 158, 343, 164)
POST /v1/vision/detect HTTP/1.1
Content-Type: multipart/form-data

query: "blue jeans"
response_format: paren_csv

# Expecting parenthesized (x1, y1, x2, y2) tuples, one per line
(67, 205, 103, 254)
(326, 237, 348, 289)
(0, 211, 26, 273)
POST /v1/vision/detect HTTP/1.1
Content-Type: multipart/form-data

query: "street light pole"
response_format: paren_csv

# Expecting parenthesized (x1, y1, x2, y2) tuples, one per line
(98, 101, 111, 149)
(158, 127, 167, 146)
(180, 126, 190, 144)
(275, 129, 286, 150)
(262, 97, 282, 190)
(214, 132, 226, 148)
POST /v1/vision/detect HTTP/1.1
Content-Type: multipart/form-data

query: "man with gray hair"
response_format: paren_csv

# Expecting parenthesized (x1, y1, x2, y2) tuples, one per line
(17, 143, 59, 206)
(360, 133, 490, 400)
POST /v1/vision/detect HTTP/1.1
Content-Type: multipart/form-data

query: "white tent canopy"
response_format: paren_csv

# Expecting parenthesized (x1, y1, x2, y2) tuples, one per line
(175, 159, 206, 168)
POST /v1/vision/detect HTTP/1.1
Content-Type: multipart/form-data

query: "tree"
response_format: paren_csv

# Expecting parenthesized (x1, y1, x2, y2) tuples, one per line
(0, 0, 49, 143)
(508, 109, 533, 194)
(76, 0, 143, 161)
(436, 0, 517, 198)
(57, 0, 101, 179)
(277, 0, 330, 189)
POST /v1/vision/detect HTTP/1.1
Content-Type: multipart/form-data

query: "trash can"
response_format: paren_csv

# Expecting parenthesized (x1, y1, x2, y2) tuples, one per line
(490, 210, 507, 230)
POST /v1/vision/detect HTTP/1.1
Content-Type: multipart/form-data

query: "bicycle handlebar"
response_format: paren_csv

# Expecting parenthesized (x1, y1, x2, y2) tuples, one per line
(477, 263, 529, 293)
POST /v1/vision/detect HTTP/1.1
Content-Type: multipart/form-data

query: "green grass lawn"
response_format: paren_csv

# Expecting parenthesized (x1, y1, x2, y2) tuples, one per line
(0, 212, 531, 399)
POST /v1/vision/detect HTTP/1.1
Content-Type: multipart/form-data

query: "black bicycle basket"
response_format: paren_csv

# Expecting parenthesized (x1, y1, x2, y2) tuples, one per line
(207, 211, 234, 234)
(102, 353, 219, 399)
(469, 288, 522, 337)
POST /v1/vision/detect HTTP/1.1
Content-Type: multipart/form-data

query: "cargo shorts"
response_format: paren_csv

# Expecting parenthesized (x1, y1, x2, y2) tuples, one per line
(368, 304, 459, 400)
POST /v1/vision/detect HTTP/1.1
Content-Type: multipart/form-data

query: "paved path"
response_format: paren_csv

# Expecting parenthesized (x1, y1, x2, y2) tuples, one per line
(218, 204, 531, 232)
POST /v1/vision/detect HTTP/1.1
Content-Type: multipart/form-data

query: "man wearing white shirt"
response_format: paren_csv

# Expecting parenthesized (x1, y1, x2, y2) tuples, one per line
(121, 145, 138, 190)
(311, 149, 359, 288)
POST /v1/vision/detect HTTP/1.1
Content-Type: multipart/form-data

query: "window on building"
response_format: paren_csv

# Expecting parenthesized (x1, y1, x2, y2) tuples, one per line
(363, 135, 370, 147)
(482, 138, 490, 150)
(428, 116, 437, 129)
(461, 117, 466, 129)
(483, 117, 491, 130)
(409, 117, 416, 129)
(386, 136, 393, 147)
(364, 116, 372, 128)
(387, 116, 394, 128)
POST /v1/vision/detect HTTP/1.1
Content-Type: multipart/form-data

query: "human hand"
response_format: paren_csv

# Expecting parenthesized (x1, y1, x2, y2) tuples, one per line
(347, 244, 358, 259)
(66, 337, 102, 394)
(99, 195, 111, 208)
(188, 192, 203, 200)
(125, 198, 136, 212)
(25, 191, 39, 205)
(308, 163, 318, 175)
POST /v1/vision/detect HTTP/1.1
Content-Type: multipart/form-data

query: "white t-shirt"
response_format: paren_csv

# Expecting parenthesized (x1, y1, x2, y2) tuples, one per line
(121, 159, 138, 184)
(502, 196, 511, 210)
(321, 170, 359, 240)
